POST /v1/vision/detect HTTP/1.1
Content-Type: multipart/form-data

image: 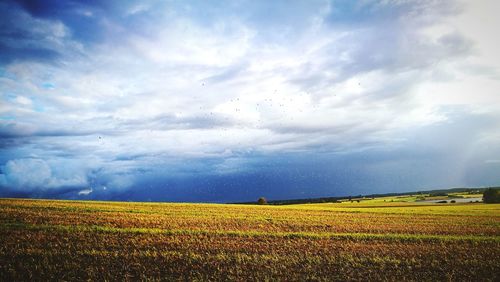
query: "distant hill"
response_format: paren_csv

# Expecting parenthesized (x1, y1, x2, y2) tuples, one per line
(234, 186, 498, 205)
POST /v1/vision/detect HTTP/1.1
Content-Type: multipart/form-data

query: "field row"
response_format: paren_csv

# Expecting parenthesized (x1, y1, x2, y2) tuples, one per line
(1, 199, 498, 236)
(1, 198, 499, 281)
(1, 225, 499, 281)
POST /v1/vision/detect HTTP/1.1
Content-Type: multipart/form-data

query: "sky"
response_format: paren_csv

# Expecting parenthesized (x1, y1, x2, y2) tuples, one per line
(0, 0, 499, 202)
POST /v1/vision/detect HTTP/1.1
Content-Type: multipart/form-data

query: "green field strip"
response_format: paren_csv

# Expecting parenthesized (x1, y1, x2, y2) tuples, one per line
(2, 222, 499, 243)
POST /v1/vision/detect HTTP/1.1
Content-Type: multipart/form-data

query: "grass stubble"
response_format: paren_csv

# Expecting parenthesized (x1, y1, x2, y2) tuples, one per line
(0, 198, 499, 281)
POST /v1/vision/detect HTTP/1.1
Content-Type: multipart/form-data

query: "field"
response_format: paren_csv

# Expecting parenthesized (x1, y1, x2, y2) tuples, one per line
(0, 198, 499, 281)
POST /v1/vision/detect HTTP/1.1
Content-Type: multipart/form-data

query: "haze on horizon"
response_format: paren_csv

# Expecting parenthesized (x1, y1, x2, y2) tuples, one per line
(0, 0, 499, 202)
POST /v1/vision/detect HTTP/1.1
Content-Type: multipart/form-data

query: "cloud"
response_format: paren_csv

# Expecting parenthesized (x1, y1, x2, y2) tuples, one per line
(0, 1, 83, 64)
(0, 0, 499, 201)
(0, 158, 88, 192)
(78, 187, 92, 195)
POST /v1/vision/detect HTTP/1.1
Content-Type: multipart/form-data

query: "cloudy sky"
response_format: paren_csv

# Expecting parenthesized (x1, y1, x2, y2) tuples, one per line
(0, 0, 499, 202)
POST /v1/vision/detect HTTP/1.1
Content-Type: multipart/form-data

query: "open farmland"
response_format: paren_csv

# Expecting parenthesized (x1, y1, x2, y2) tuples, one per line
(0, 198, 499, 281)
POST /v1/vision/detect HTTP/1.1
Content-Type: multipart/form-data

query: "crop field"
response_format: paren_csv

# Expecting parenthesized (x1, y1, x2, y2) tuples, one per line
(0, 198, 499, 281)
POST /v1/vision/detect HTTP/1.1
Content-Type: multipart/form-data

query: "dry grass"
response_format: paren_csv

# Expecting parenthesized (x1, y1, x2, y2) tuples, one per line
(0, 198, 499, 281)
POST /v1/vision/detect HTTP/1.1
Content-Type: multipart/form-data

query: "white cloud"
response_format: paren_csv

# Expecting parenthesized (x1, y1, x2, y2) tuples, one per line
(15, 96, 32, 106)
(0, 158, 88, 192)
(78, 188, 93, 195)
(3, 1, 497, 156)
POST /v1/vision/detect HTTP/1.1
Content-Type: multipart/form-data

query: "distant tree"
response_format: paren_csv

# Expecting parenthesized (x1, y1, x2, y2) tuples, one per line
(257, 197, 267, 205)
(483, 188, 500, 203)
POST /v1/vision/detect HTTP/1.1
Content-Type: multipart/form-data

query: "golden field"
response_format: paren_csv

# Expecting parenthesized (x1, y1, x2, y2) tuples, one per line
(0, 198, 499, 281)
